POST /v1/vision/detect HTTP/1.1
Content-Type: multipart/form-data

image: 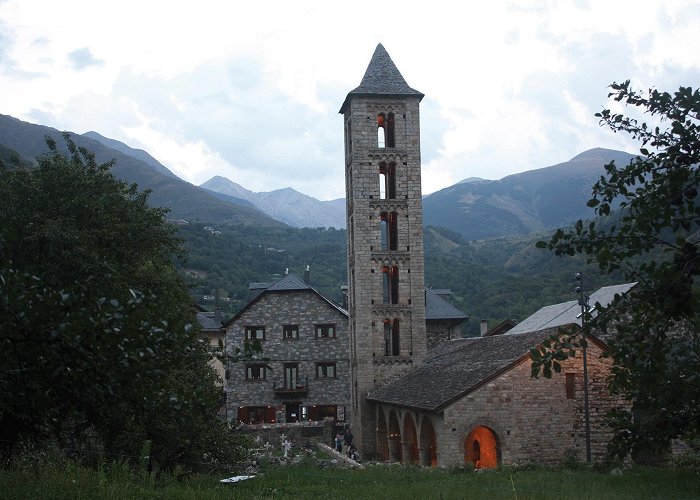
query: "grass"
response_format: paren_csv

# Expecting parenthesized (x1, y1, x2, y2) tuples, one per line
(1, 458, 699, 499)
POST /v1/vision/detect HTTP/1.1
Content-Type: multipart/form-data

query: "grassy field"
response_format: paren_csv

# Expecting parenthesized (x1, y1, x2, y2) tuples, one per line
(1, 458, 699, 500)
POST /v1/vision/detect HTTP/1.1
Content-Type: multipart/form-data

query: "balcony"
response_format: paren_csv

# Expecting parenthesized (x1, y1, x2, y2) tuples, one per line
(273, 377, 308, 397)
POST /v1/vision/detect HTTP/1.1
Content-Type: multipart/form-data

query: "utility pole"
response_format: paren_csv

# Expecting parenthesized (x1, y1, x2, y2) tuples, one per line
(574, 272, 592, 463)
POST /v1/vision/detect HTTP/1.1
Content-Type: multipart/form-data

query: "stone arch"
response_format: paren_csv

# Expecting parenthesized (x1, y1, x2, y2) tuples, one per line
(464, 426, 500, 469)
(403, 412, 419, 463)
(388, 409, 402, 462)
(419, 415, 438, 467)
(376, 406, 389, 461)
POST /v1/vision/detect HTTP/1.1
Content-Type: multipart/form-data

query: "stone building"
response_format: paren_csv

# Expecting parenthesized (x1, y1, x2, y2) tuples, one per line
(223, 273, 352, 427)
(340, 43, 628, 466)
(367, 326, 623, 467)
(195, 305, 225, 385)
(341, 42, 431, 455)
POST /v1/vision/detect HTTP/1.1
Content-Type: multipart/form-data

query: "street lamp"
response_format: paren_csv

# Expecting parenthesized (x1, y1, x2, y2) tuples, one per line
(574, 272, 592, 463)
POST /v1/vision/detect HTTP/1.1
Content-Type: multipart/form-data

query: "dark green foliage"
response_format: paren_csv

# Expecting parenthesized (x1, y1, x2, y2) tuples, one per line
(536, 82, 700, 462)
(0, 134, 245, 472)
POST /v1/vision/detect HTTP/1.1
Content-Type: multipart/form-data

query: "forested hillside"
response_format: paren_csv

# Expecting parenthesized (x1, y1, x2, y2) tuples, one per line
(178, 221, 624, 336)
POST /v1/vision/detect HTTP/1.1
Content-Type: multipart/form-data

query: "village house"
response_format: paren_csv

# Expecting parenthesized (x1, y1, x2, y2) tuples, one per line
(223, 273, 352, 428)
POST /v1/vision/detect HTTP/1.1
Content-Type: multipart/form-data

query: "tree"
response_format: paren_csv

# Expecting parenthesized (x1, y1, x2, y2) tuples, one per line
(0, 134, 247, 471)
(535, 82, 700, 462)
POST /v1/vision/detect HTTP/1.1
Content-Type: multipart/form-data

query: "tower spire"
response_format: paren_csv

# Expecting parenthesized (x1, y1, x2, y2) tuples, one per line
(339, 44, 423, 113)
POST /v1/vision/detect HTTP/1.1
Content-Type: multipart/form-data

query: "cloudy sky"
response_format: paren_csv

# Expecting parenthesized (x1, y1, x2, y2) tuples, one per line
(1, 1, 698, 200)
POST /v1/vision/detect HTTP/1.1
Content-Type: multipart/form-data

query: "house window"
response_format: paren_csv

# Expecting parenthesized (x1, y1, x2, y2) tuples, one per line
(566, 373, 576, 399)
(238, 406, 275, 424)
(246, 364, 266, 380)
(245, 326, 265, 340)
(284, 363, 299, 389)
(315, 324, 336, 338)
(316, 362, 336, 378)
(283, 324, 299, 339)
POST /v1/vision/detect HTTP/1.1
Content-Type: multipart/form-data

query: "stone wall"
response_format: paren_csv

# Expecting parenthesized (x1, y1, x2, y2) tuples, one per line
(439, 340, 625, 466)
(344, 93, 427, 458)
(237, 419, 335, 450)
(225, 290, 351, 425)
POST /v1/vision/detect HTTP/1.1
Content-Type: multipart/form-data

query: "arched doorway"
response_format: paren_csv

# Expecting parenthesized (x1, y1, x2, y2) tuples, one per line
(388, 409, 402, 462)
(403, 413, 419, 463)
(376, 407, 389, 461)
(464, 426, 499, 469)
(419, 416, 438, 467)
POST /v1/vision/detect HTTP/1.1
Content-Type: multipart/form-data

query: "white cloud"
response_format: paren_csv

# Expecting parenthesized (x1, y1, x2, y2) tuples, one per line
(0, 0, 698, 200)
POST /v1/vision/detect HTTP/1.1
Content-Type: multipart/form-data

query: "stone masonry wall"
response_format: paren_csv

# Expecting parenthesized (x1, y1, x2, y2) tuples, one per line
(438, 341, 625, 466)
(225, 290, 351, 424)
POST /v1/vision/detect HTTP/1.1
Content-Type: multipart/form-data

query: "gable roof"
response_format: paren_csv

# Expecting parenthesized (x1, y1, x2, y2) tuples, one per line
(506, 282, 636, 335)
(367, 327, 560, 411)
(340, 43, 424, 113)
(224, 273, 347, 327)
(197, 311, 222, 331)
(425, 288, 468, 322)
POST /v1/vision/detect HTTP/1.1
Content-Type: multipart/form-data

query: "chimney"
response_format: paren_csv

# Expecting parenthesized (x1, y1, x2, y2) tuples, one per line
(480, 320, 489, 337)
(304, 264, 310, 283)
(214, 308, 222, 325)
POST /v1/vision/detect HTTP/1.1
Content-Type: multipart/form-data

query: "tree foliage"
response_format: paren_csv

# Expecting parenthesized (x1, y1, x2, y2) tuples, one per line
(536, 82, 700, 462)
(0, 134, 248, 471)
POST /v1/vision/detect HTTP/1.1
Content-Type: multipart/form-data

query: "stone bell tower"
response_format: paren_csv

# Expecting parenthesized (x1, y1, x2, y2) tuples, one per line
(340, 44, 427, 456)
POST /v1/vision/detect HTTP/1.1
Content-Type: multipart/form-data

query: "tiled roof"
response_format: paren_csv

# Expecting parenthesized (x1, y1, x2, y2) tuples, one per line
(340, 44, 423, 113)
(506, 282, 636, 335)
(367, 328, 559, 411)
(425, 288, 468, 321)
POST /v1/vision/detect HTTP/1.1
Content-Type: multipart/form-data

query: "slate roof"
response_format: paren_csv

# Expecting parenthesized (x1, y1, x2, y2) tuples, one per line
(339, 43, 424, 113)
(224, 273, 347, 327)
(425, 288, 468, 322)
(197, 311, 222, 331)
(367, 327, 560, 411)
(506, 283, 636, 335)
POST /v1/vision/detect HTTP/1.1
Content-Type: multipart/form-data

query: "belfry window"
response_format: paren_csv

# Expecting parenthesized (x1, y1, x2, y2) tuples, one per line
(383, 319, 400, 356)
(377, 113, 386, 148)
(377, 112, 395, 148)
(382, 266, 399, 304)
(379, 162, 396, 200)
(380, 211, 398, 251)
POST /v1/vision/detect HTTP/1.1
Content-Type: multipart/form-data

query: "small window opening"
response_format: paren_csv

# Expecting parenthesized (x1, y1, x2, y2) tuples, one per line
(377, 113, 386, 148)
(392, 318, 400, 356)
(382, 266, 399, 304)
(386, 112, 395, 147)
(566, 373, 576, 399)
(380, 211, 398, 251)
(379, 162, 396, 199)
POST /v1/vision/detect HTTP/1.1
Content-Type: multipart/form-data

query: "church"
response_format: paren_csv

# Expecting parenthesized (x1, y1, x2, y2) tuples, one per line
(222, 43, 627, 468)
(340, 44, 626, 467)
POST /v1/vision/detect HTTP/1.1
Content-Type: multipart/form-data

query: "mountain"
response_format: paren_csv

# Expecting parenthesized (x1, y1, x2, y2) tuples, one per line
(0, 114, 282, 228)
(82, 130, 179, 179)
(423, 148, 637, 241)
(200, 175, 347, 229)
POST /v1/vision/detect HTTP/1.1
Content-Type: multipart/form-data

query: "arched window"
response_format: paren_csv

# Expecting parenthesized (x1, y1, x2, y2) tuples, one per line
(391, 319, 400, 356)
(380, 211, 398, 251)
(379, 162, 396, 200)
(377, 113, 386, 148)
(383, 319, 400, 356)
(382, 266, 399, 304)
(386, 112, 395, 147)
